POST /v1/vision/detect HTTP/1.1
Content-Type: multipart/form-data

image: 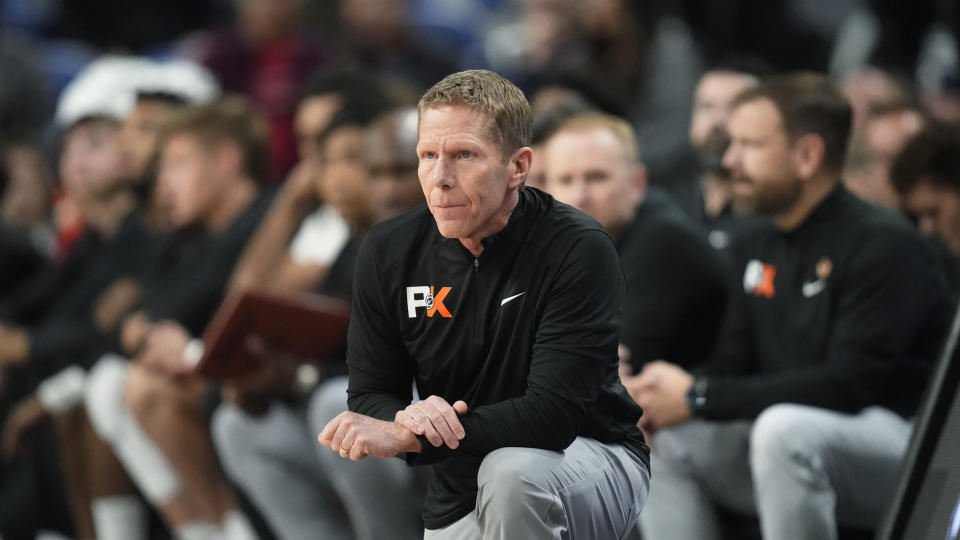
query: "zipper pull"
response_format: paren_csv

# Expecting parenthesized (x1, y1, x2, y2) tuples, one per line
(474, 257, 479, 272)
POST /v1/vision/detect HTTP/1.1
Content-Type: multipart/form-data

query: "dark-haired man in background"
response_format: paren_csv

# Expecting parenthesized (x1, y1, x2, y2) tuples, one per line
(891, 121, 960, 294)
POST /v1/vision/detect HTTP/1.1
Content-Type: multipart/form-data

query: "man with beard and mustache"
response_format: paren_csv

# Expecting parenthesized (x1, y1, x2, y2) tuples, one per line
(635, 73, 952, 540)
(688, 64, 763, 250)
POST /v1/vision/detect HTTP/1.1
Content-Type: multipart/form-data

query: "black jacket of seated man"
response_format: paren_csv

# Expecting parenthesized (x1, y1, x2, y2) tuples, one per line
(618, 187, 729, 372)
(697, 184, 953, 420)
(346, 186, 649, 529)
(142, 189, 275, 337)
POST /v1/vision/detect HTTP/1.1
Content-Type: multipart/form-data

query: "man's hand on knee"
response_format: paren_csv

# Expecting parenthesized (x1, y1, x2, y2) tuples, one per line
(318, 411, 421, 460)
(395, 395, 467, 449)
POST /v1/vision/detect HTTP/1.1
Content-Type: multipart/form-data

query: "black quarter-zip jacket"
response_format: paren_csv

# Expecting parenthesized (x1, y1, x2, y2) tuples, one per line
(701, 184, 952, 420)
(346, 186, 649, 529)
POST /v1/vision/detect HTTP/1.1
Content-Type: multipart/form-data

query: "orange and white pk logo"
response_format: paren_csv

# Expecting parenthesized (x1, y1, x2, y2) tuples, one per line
(406, 286, 452, 318)
(743, 260, 776, 298)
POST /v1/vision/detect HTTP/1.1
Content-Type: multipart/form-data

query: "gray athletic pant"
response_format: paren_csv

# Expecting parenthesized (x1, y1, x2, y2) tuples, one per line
(424, 437, 650, 540)
(640, 404, 912, 540)
(211, 377, 425, 540)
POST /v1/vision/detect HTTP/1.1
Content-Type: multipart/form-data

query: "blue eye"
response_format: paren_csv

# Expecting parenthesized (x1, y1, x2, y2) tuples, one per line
(459, 150, 472, 158)
(423, 151, 436, 160)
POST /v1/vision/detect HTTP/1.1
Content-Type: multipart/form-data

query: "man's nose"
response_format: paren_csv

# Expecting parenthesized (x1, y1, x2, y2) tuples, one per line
(569, 183, 590, 210)
(430, 157, 456, 189)
(722, 144, 739, 171)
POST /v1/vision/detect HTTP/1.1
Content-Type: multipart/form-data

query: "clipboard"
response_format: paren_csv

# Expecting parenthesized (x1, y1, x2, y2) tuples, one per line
(196, 289, 351, 379)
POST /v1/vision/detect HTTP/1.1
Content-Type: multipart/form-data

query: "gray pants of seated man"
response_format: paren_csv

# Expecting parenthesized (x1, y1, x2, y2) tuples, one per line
(211, 377, 425, 540)
(640, 404, 913, 540)
(423, 437, 650, 540)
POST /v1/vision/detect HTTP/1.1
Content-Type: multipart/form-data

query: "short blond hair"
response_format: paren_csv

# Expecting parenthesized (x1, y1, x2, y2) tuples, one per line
(551, 113, 639, 163)
(158, 96, 269, 182)
(418, 70, 532, 162)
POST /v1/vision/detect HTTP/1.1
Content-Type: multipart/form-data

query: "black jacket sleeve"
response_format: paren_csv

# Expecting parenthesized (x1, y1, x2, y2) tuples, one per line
(699, 229, 942, 420)
(408, 231, 625, 465)
(346, 235, 417, 421)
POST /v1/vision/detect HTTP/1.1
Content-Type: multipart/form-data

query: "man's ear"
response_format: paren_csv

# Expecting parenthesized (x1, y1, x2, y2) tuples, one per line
(508, 147, 534, 189)
(793, 133, 826, 180)
(630, 164, 648, 205)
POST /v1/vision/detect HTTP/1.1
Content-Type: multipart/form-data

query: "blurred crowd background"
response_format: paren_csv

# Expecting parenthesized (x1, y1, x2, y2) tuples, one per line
(2, 1, 960, 539)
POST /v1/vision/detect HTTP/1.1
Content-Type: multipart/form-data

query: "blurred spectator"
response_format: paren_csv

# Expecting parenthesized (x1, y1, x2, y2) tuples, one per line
(524, 96, 596, 191)
(844, 102, 925, 209)
(83, 98, 273, 540)
(336, 0, 459, 91)
(1, 138, 56, 257)
(686, 63, 764, 248)
(363, 107, 423, 223)
(891, 122, 960, 288)
(527, 86, 600, 191)
(230, 66, 393, 294)
(115, 60, 220, 230)
(841, 65, 912, 134)
(0, 146, 46, 311)
(636, 73, 951, 540)
(0, 57, 154, 540)
(542, 113, 727, 372)
(184, 0, 328, 179)
(213, 106, 428, 540)
(892, 121, 960, 246)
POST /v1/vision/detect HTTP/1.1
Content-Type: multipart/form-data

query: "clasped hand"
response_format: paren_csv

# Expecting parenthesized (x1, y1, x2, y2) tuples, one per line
(318, 395, 468, 461)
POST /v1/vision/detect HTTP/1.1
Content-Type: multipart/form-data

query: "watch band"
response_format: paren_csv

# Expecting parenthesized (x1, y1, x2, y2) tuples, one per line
(686, 376, 708, 413)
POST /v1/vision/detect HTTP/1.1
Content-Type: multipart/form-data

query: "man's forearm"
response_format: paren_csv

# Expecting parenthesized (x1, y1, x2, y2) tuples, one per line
(229, 189, 315, 291)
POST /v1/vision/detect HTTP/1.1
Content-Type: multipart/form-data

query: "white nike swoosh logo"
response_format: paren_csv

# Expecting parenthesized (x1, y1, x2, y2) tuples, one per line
(500, 292, 525, 306)
(802, 279, 826, 298)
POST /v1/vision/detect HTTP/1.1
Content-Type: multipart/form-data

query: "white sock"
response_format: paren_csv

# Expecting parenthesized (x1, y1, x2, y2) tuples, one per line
(91, 495, 148, 540)
(176, 521, 223, 540)
(221, 509, 259, 540)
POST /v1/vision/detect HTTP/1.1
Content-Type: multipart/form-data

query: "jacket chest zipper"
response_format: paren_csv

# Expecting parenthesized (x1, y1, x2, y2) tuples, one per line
(473, 257, 483, 345)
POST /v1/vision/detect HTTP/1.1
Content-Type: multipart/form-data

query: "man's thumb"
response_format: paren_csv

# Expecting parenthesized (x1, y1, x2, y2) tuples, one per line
(453, 400, 468, 414)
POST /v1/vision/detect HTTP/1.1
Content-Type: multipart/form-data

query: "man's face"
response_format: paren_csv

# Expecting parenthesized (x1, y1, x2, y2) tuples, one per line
(119, 99, 177, 183)
(903, 180, 960, 254)
(60, 119, 124, 202)
(723, 98, 802, 215)
(542, 126, 642, 231)
(365, 115, 422, 221)
(417, 105, 522, 241)
(156, 134, 219, 229)
(690, 71, 757, 170)
(320, 125, 371, 227)
(854, 111, 923, 208)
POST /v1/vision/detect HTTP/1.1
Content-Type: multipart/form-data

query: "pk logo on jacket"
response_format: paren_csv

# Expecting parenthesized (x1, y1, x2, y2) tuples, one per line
(406, 286, 453, 318)
(743, 260, 777, 299)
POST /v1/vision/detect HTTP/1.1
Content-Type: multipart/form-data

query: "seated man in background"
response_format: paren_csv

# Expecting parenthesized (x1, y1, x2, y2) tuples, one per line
(213, 105, 428, 540)
(844, 102, 925, 210)
(687, 63, 764, 251)
(229, 66, 392, 293)
(318, 69, 650, 539)
(637, 73, 952, 540)
(890, 121, 960, 294)
(83, 98, 274, 540)
(0, 57, 150, 540)
(542, 112, 728, 372)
